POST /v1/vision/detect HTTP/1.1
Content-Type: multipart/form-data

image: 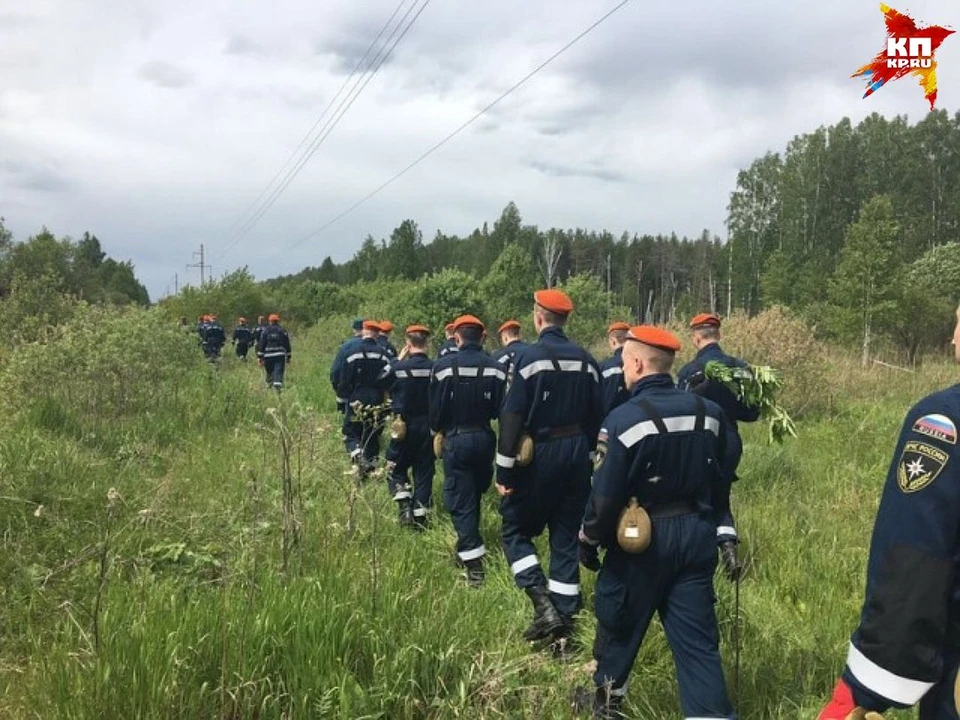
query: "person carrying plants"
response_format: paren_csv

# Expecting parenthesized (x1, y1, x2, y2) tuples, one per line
(818, 305, 960, 720)
(573, 325, 736, 720)
(377, 324, 435, 530)
(495, 289, 603, 653)
(336, 320, 390, 477)
(438, 322, 458, 357)
(377, 320, 398, 359)
(428, 315, 506, 587)
(256, 313, 291, 391)
(676, 313, 760, 582)
(599, 321, 631, 417)
(232, 317, 253, 361)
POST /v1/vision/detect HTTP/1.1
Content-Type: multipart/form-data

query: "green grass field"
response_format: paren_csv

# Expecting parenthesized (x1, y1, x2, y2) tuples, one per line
(0, 313, 953, 719)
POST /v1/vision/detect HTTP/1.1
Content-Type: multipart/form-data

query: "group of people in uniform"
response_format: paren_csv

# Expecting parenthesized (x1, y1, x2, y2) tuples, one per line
(327, 289, 770, 718)
(191, 313, 292, 390)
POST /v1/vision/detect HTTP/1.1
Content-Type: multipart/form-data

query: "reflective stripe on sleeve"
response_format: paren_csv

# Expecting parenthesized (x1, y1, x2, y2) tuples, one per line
(846, 643, 935, 706)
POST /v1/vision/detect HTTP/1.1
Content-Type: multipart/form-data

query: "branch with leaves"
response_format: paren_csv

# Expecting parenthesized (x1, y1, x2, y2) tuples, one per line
(703, 360, 797, 444)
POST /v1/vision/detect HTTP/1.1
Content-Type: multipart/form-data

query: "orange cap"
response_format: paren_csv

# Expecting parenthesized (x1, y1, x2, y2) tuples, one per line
(534, 289, 574, 315)
(451, 314, 485, 332)
(498, 320, 521, 334)
(444, 322, 455, 332)
(607, 321, 631, 334)
(405, 324, 431, 335)
(380, 320, 394, 333)
(268, 313, 280, 322)
(690, 313, 721, 329)
(363, 320, 382, 331)
(238, 317, 247, 323)
(626, 325, 681, 352)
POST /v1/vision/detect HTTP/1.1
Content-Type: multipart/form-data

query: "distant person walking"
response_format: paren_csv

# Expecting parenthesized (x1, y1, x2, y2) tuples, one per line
(232, 317, 253, 361)
(256, 314, 291, 390)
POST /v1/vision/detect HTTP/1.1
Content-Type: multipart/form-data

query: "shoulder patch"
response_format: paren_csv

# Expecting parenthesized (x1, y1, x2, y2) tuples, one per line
(912, 413, 957, 445)
(897, 440, 949, 493)
(594, 429, 608, 472)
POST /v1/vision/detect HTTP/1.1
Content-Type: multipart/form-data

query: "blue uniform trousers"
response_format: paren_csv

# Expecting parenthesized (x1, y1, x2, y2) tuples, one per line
(593, 513, 734, 719)
(342, 404, 382, 461)
(386, 416, 434, 516)
(500, 434, 591, 617)
(442, 429, 494, 563)
(263, 357, 285, 387)
(235, 342, 250, 359)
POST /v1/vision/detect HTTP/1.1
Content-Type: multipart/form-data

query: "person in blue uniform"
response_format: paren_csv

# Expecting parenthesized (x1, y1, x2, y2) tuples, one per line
(232, 317, 253, 361)
(574, 325, 736, 720)
(378, 324, 435, 530)
(337, 320, 391, 477)
(496, 289, 603, 647)
(676, 313, 760, 580)
(331, 319, 365, 413)
(438, 323, 458, 358)
(818, 307, 960, 720)
(599, 321, 630, 417)
(250, 315, 267, 349)
(429, 315, 506, 586)
(203, 315, 227, 360)
(256, 313, 291, 390)
(377, 320, 398, 359)
(491, 320, 529, 384)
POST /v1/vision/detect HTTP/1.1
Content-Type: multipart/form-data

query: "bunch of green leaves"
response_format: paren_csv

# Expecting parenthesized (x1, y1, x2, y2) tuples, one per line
(704, 360, 798, 443)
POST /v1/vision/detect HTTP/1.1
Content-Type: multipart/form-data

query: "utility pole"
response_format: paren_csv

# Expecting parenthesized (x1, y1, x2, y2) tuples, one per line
(187, 244, 209, 287)
(174, 272, 179, 294)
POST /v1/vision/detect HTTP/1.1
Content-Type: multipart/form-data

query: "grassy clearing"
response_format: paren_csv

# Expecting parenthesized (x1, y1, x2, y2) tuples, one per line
(0, 315, 952, 718)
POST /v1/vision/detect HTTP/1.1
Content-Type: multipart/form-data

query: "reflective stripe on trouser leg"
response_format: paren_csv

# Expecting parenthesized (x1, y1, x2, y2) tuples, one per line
(546, 470, 589, 617)
(500, 491, 547, 589)
(443, 438, 488, 563)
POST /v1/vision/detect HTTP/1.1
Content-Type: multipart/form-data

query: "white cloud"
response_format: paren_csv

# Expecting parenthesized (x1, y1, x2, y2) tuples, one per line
(0, 0, 956, 298)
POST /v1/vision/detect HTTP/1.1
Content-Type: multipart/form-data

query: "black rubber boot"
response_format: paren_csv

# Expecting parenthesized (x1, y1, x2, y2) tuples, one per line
(397, 499, 414, 528)
(412, 511, 428, 532)
(570, 686, 624, 719)
(464, 559, 484, 587)
(549, 615, 580, 660)
(522, 585, 564, 641)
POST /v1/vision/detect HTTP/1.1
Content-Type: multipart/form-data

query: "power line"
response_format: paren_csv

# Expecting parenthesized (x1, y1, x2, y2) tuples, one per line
(270, 0, 632, 262)
(224, 0, 411, 239)
(216, 0, 431, 264)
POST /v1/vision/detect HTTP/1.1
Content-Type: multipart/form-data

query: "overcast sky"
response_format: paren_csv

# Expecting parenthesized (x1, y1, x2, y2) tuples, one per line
(1, 0, 956, 299)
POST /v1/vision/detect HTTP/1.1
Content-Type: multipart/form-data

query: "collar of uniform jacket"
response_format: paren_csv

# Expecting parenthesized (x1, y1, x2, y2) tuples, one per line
(538, 326, 568, 342)
(630, 373, 676, 397)
(457, 342, 485, 353)
(614, 346, 623, 358)
(695, 342, 724, 360)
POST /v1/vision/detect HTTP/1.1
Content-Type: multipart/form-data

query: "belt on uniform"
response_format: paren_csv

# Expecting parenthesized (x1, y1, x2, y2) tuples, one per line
(537, 424, 583, 440)
(446, 425, 490, 437)
(646, 500, 698, 519)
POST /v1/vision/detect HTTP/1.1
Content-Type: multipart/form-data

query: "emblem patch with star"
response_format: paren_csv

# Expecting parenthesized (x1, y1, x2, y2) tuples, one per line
(897, 440, 949, 493)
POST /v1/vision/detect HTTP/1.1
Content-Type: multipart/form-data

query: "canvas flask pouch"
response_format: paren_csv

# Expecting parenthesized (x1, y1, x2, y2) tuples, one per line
(433, 432, 444, 459)
(617, 497, 652, 553)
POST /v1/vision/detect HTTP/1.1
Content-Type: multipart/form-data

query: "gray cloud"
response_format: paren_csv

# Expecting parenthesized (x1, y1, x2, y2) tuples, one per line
(1, 160, 73, 193)
(0, 0, 953, 299)
(224, 35, 265, 56)
(527, 159, 626, 183)
(138, 60, 193, 88)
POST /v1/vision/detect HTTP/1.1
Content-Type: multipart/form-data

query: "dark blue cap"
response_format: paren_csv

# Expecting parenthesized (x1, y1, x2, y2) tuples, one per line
(352, 318, 364, 331)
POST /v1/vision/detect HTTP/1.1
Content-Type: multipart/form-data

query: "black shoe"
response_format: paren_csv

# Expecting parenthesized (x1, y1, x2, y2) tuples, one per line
(522, 585, 565, 641)
(398, 499, 414, 528)
(571, 686, 624, 719)
(412, 512, 428, 531)
(464, 559, 484, 587)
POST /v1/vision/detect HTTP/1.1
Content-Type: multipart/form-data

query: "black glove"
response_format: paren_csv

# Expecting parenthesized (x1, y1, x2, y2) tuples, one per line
(578, 538, 600, 572)
(719, 541, 741, 582)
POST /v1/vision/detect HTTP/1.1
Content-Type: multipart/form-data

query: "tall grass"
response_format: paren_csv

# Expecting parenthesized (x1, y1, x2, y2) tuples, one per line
(1, 308, 952, 718)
